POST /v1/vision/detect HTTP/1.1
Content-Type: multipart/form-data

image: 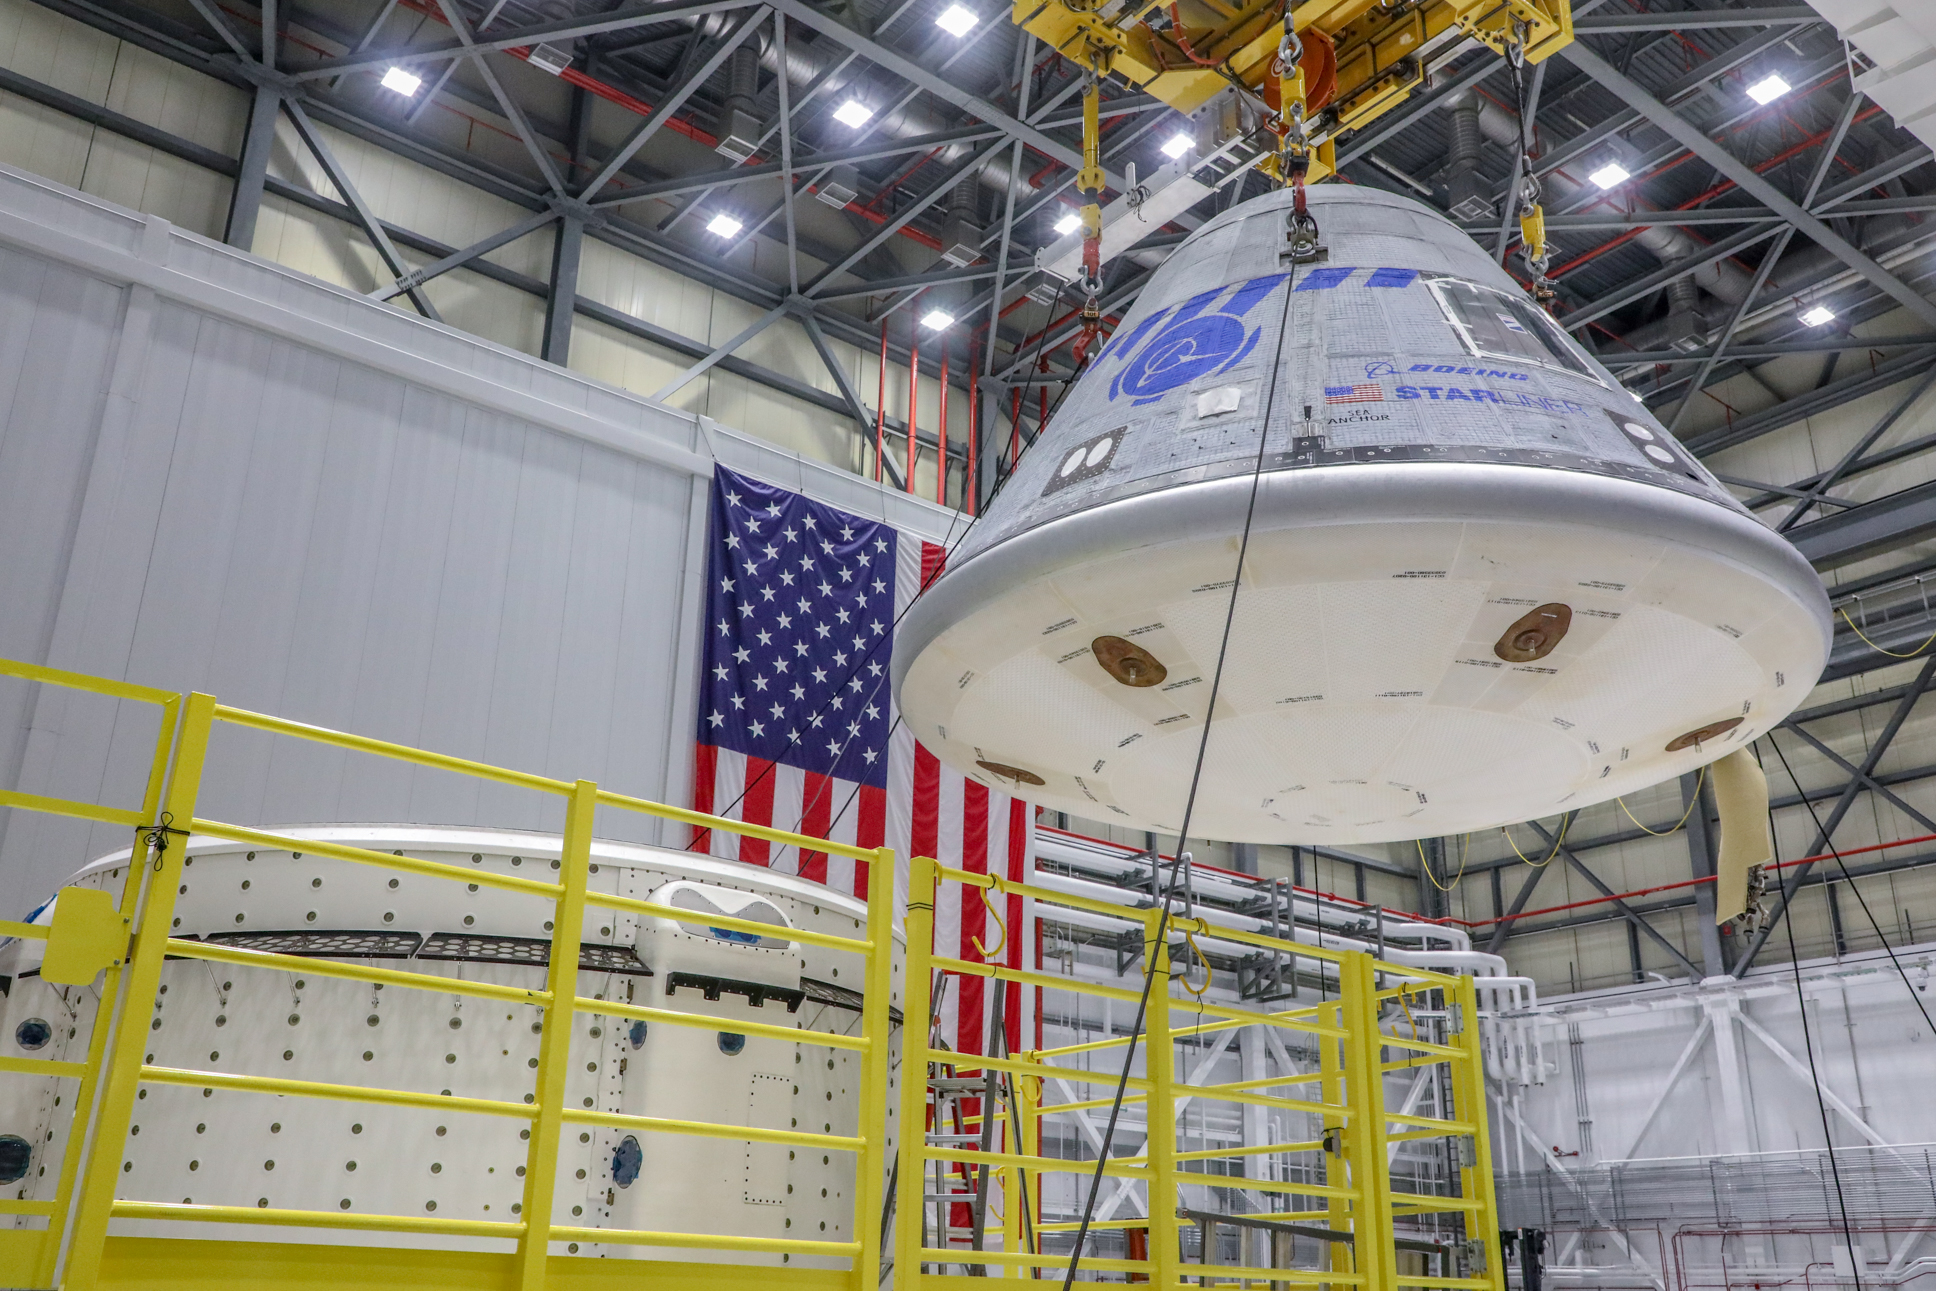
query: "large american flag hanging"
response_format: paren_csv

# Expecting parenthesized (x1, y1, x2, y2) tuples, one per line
(691, 465, 1032, 1058)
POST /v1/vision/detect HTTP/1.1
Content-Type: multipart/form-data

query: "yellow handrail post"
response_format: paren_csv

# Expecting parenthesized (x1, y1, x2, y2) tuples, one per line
(1017, 1056, 1041, 1278)
(1144, 909, 1181, 1291)
(854, 846, 898, 1291)
(1339, 953, 1395, 1291)
(62, 691, 216, 1291)
(895, 854, 937, 1291)
(1319, 1000, 1347, 1289)
(31, 693, 183, 1289)
(513, 778, 595, 1291)
(1449, 975, 1505, 1291)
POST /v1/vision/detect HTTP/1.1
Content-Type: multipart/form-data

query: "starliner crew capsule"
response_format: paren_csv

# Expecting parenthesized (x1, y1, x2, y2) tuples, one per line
(892, 186, 1830, 845)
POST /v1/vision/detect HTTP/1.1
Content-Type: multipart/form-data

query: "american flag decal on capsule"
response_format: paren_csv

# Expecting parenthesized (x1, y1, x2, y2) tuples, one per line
(1325, 383, 1385, 404)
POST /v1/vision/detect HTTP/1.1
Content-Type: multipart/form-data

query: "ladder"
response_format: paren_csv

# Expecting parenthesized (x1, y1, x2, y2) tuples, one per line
(919, 986, 1033, 1275)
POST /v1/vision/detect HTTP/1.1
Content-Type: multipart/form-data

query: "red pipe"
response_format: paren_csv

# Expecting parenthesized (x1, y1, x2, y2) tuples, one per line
(937, 339, 949, 506)
(965, 348, 979, 516)
(874, 321, 887, 482)
(906, 337, 920, 492)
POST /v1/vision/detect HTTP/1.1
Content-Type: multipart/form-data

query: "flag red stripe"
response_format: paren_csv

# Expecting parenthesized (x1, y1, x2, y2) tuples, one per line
(740, 754, 776, 866)
(690, 743, 718, 851)
(912, 743, 941, 863)
(856, 784, 886, 899)
(957, 778, 990, 1053)
(799, 770, 832, 884)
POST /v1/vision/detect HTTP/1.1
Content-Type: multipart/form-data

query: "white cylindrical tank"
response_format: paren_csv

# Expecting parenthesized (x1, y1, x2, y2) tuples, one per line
(895, 186, 1829, 843)
(0, 828, 900, 1264)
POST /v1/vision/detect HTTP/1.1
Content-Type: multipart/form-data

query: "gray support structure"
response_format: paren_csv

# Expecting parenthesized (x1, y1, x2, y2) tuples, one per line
(543, 214, 585, 365)
(224, 84, 280, 252)
(1561, 43, 1936, 329)
(1683, 770, 1725, 978)
(282, 100, 444, 322)
(1523, 819, 1702, 979)
(1734, 657, 1936, 976)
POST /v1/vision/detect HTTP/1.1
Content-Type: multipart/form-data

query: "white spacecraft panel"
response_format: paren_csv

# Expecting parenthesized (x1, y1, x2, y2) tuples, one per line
(895, 186, 1829, 843)
(0, 828, 898, 1265)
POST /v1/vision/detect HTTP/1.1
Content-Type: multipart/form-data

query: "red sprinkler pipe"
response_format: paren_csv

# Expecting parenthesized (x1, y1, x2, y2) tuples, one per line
(937, 339, 949, 506)
(874, 322, 887, 483)
(965, 350, 979, 516)
(906, 337, 920, 493)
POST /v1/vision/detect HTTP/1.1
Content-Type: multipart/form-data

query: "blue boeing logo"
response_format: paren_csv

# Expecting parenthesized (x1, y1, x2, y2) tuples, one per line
(1100, 274, 1288, 406)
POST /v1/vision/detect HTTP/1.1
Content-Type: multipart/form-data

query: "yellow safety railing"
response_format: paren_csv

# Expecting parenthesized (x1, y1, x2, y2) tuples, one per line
(897, 855, 1505, 1291)
(0, 659, 179, 1290)
(0, 665, 896, 1291)
(1, 651, 1500, 1291)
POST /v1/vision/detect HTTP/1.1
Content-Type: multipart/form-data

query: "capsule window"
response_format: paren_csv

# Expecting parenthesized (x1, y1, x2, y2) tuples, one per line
(1426, 275, 1603, 384)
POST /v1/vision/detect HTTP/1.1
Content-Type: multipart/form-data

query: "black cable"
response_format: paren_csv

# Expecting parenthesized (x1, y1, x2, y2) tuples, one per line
(1765, 732, 1936, 1038)
(1058, 250, 1302, 1290)
(1771, 822, 1863, 1289)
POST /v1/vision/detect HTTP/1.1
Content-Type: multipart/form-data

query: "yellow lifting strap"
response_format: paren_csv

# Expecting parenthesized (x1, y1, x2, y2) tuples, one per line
(1710, 748, 1773, 926)
(1518, 201, 1547, 269)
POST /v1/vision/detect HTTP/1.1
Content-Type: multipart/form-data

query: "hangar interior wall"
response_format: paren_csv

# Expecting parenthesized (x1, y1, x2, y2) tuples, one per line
(0, 156, 957, 917)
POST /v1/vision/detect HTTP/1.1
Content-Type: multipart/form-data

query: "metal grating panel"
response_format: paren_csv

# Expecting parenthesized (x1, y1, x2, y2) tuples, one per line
(202, 930, 424, 958)
(417, 932, 653, 975)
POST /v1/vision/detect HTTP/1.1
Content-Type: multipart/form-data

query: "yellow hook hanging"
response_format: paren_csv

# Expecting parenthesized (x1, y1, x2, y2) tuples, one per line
(970, 881, 1007, 959)
(1180, 927, 1212, 997)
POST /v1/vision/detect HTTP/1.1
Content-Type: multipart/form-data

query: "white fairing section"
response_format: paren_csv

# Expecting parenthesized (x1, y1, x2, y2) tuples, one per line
(0, 828, 899, 1262)
(895, 187, 1830, 843)
(1804, 0, 1936, 155)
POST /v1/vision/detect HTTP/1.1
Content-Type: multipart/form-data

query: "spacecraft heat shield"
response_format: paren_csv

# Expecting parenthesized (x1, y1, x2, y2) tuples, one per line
(894, 186, 1829, 844)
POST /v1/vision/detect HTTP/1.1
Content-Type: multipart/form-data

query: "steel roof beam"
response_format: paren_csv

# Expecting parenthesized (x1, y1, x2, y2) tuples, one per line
(1787, 477, 1936, 571)
(1610, 333, 1936, 365)
(767, 0, 1127, 191)
(1574, 5, 1821, 32)
(1686, 345, 1936, 455)
(1733, 665, 1936, 976)
(1558, 224, 1784, 330)
(579, 5, 769, 201)
(1561, 42, 1936, 329)
(291, 0, 753, 79)
(591, 126, 1003, 208)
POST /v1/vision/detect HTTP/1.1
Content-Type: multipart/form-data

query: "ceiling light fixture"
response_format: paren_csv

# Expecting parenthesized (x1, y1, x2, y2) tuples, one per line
(1799, 303, 1836, 327)
(707, 213, 744, 238)
(1747, 73, 1791, 105)
(833, 99, 874, 128)
(1588, 162, 1631, 190)
(380, 66, 422, 97)
(1160, 132, 1193, 159)
(921, 309, 956, 331)
(1053, 211, 1082, 236)
(935, 4, 978, 36)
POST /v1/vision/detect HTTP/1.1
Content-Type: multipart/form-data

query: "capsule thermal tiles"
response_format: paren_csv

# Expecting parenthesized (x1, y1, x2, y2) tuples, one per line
(893, 186, 1829, 845)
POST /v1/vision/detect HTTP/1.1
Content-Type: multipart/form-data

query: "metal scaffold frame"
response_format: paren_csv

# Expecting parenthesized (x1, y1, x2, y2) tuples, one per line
(0, 650, 1504, 1288)
(895, 854, 1506, 1290)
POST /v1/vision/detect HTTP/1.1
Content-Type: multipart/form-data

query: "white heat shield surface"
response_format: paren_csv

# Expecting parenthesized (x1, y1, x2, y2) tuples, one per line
(895, 187, 1830, 844)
